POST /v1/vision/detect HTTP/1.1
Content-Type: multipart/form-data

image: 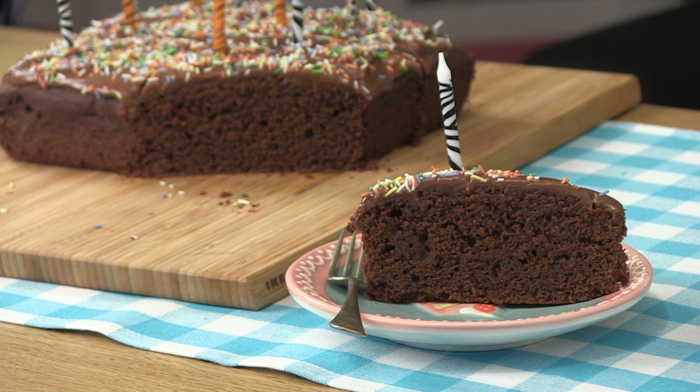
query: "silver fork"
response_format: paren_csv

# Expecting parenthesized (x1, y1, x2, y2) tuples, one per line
(328, 229, 367, 337)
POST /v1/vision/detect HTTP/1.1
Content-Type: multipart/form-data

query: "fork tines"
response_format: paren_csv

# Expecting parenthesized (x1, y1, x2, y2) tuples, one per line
(328, 229, 365, 282)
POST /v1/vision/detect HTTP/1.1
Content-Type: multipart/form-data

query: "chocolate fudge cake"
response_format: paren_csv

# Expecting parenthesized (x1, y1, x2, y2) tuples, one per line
(347, 167, 629, 305)
(0, 1, 474, 177)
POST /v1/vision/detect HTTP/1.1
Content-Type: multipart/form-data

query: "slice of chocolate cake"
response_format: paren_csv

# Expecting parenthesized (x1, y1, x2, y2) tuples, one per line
(347, 167, 629, 305)
(0, 1, 474, 177)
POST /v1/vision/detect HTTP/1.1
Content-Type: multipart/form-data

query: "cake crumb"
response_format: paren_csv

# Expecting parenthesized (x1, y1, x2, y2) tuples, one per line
(304, 174, 314, 179)
(130, 235, 139, 240)
(0, 208, 7, 213)
(200, 191, 207, 196)
(241, 193, 249, 198)
(220, 191, 232, 198)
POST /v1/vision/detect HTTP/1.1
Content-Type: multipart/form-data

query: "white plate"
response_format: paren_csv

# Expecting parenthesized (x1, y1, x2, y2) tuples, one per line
(286, 236, 652, 351)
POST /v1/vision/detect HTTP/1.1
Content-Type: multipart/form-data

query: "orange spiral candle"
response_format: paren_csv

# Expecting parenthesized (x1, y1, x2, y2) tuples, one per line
(275, 0, 286, 25)
(121, 0, 136, 30)
(213, 0, 228, 54)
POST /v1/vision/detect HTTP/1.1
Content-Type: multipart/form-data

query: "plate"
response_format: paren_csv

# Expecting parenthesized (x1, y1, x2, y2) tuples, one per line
(285, 235, 652, 351)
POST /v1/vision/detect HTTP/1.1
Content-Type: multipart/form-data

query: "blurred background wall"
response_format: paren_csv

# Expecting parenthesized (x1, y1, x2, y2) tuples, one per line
(0, 0, 684, 63)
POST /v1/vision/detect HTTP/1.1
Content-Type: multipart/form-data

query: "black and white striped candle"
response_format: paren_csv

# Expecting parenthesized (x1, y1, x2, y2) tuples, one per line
(290, 0, 304, 43)
(56, 0, 74, 47)
(437, 52, 463, 171)
(366, 0, 377, 11)
(349, 0, 358, 19)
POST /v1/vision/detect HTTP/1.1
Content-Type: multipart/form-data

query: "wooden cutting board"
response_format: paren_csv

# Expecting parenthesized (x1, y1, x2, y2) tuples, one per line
(0, 61, 641, 309)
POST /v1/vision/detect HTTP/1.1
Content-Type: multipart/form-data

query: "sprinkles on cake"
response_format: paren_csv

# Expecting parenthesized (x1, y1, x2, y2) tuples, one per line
(18, 1, 451, 100)
(362, 166, 598, 199)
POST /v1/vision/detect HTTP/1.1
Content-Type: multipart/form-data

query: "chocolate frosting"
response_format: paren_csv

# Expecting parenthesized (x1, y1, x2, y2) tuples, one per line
(2, 1, 452, 102)
(355, 170, 624, 221)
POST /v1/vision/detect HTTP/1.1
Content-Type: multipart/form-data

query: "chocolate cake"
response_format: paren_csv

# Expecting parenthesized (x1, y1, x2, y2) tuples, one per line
(347, 167, 629, 305)
(0, 1, 474, 177)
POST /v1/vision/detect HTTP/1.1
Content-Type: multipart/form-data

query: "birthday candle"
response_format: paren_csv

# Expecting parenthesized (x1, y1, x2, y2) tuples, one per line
(213, 0, 228, 54)
(193, 0, 202, 6)
(121, 0, 136, 30)
(366, 0, 377, 11)
(349, 0, 358, 19)
(56, 0, 74, 47)
(437, 52, 463, 171)
(290, 0, 304, 43)
(275, 0, 286, 25)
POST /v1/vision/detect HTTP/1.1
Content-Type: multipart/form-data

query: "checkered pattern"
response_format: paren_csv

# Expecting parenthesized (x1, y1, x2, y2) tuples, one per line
(1, 121, 699, 392)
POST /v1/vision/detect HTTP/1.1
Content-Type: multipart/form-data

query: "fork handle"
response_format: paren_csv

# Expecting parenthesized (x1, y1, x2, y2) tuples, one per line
(329, 277, 367, 337)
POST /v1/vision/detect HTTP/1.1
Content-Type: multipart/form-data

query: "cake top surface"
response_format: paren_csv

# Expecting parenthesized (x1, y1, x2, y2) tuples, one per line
(4, 0, 452, 100)
(359, 166, 624, 211)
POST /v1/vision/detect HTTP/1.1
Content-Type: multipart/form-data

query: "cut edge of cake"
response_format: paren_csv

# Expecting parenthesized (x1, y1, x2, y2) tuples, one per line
(347, 167, 629, 305)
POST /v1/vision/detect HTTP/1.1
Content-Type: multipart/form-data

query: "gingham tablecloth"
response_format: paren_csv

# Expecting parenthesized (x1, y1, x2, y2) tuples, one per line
(1, 121, 699, 392)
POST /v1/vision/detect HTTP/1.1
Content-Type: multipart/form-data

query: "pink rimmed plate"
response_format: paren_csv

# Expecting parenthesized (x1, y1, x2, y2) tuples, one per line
(285, 235, 652, 351)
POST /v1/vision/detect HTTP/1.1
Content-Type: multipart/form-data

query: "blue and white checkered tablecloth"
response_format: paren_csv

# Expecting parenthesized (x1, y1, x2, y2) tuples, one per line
(1, 121, 699, 392)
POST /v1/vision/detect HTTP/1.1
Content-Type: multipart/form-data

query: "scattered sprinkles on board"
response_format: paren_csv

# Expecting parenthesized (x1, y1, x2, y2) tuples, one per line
(362, 166, 598, 200)
(14, 1, 451, 100)
(156, 181, 187, 199)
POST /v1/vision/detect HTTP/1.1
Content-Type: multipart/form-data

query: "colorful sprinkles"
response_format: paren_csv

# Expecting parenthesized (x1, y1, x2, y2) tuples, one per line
(16, 1, 451, 100)
(362, 166, 602, 199)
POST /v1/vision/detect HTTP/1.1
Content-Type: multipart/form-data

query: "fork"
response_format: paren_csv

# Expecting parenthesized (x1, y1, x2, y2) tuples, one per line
(328, 229, 367, 337)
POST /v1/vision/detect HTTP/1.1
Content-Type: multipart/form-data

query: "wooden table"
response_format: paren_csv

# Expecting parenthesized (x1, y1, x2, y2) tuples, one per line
(1, 26, 699, 391)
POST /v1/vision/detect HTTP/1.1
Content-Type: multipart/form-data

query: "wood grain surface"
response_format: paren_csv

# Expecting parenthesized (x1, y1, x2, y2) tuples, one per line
(617, 104, 700, 131)
(0, 33, 641, 310)
(0, 321, 335, 392)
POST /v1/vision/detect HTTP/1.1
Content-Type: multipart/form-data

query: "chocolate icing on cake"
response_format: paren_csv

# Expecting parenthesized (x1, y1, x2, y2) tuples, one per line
(3, 2, 451, 101)
(355, 168, 624, 214)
